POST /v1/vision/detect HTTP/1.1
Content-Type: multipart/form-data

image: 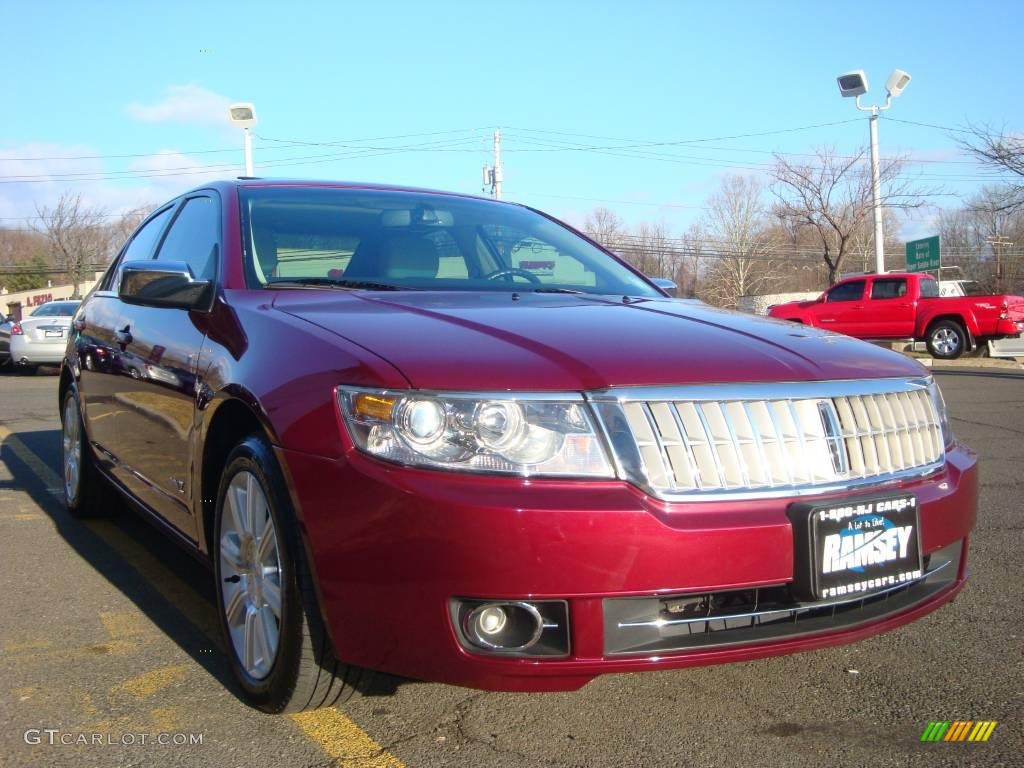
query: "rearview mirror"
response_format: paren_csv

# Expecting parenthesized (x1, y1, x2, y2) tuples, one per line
(120, 261, 214, 311)
(649, 277, 678, 297)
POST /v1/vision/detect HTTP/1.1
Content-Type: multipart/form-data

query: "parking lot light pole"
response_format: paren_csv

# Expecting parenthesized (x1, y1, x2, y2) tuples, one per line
(228, 103, 258, 176)
(836, 70, 912, 274)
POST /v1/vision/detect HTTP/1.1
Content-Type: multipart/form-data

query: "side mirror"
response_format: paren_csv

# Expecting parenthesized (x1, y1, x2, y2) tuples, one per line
(120, 261, 214, 311)
(649, 277, 678, 297)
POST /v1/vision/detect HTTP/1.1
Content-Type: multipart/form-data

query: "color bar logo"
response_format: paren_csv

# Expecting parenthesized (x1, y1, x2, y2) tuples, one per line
(921, 721, 997, 742)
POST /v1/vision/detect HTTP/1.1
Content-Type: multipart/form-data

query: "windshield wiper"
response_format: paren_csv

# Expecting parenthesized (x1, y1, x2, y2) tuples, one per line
(532, 287, 587, 294)
(267, 277, 412, 291)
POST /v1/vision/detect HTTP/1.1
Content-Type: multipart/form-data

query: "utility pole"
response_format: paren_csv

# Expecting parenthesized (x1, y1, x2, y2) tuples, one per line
(482, 129, 503, 200)
(986, 234, 1013, 294)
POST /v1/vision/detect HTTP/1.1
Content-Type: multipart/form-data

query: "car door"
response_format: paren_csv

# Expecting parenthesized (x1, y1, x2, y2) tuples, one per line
(76, 205, 176, 460)
(111, 192, 220, 540)
(866, 277, 914, 338)
(811, 280, 867, 336)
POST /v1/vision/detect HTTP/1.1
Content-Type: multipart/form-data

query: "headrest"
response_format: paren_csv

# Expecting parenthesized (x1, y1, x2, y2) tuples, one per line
(378, 234, 439, 279)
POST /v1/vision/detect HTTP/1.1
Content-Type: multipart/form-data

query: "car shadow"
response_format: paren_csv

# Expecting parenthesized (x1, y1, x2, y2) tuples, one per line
(0, 428, 403, 709)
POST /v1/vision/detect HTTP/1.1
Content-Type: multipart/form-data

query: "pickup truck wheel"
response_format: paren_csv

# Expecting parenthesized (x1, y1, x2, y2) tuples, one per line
(926, 320, 966, 360)
(214, 435, 371, 712)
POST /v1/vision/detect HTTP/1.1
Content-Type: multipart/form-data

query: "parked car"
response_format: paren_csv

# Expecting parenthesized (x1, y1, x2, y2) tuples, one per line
(768, 272, 1024, 359)
(10, 300, 81, 373)
(61, 180, 976, 713)
(0, 314, 13, 368)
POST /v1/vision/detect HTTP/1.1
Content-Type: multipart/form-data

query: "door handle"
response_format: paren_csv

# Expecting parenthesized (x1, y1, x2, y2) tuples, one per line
(116, 327, 133, 345)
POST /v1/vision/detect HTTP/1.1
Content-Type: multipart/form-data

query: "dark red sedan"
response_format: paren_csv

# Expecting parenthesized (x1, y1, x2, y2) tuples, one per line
(60, 180, 977, 713)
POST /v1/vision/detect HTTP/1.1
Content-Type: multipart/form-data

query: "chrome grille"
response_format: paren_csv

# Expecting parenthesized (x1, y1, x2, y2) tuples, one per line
(589, 378, 945, 500)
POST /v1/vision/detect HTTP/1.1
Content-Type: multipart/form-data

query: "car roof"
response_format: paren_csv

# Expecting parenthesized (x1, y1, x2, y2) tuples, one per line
(185, 178, 513, 206)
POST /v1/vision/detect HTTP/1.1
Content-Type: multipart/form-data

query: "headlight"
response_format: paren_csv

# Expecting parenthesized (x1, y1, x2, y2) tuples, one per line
(336, 387, 614, 477)
(927, 379, 955, 448)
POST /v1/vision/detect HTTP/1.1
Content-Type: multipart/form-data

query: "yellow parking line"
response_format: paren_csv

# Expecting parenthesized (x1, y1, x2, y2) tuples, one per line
(0, 422, 407, 767)
(100, 611, 149, 639)
(290, 709, 405, 768)
(114, 664, 190, 699)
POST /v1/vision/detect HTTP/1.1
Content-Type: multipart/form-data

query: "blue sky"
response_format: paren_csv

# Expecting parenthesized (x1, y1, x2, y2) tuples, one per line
(3, 0, 1022, 239)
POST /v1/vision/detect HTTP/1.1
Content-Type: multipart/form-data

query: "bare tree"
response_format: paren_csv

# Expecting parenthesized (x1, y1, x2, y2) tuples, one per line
(699, 175, 780, 308)
(581, 206, 626, 252)
(34, 192, 113, 297)
(109, 205, 155, 251)
(618, 221, 674, 277)
(957, 124, 1024, 212)
(771, 147, 916, 285)
(937, 186, 1024, 292)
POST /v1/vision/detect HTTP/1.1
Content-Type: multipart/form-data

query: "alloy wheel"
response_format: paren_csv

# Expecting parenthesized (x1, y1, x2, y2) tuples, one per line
(62, 397, 82, 504)
(933, 328, 960, 356)
(220, 471, 283, 680)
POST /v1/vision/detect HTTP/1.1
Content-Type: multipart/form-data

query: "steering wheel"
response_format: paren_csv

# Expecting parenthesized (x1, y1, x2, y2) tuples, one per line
(483, 267, 542, 284)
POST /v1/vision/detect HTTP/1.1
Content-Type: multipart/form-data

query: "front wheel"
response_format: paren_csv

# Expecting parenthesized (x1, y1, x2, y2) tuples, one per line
(213, 435, 369, 713)
(926, 320, 966, 360)
(61, 387, 114, 517)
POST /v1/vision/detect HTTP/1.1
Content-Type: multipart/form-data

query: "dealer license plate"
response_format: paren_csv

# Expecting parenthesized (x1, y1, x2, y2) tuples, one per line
(788, 493, 923, 601)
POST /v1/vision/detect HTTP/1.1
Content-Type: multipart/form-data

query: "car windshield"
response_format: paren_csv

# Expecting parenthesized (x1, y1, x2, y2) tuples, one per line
(32, 301, 79, 317)
(239, 187, 660, 297)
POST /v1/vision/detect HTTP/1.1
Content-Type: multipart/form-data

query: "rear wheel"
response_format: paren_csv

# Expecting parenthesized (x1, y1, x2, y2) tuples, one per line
(926, 320, 966, 360)
(213, 435, 368, 713)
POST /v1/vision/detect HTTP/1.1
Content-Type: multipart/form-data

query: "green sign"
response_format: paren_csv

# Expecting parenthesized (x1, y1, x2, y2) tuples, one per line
(906, 236, 941, 272)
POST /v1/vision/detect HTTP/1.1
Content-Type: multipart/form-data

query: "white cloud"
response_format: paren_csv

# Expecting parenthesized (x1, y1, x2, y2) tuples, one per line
(0, 143, 238, 227)
(126, 84, 233, 125)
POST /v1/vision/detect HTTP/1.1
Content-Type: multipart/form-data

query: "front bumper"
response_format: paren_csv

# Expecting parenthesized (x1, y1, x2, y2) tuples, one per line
(282, 442, 977, 692)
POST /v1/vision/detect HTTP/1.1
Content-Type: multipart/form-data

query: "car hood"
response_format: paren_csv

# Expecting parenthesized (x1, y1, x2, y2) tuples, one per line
(272, 291, 927, 391)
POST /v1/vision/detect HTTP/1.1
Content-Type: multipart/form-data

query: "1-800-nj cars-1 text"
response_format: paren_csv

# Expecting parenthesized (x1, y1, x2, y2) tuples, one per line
(59, 179, 976, 713)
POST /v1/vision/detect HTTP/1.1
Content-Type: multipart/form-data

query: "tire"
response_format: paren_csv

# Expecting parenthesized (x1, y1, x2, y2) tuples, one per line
(926, 320, 966, 360)
(61, 387, 115, 518)
(213, 435, 368, 713)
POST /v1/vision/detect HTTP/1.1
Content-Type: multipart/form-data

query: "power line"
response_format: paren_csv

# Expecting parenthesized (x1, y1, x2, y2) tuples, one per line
(882, 117, 973, 134)
(0, 127, 491, 162)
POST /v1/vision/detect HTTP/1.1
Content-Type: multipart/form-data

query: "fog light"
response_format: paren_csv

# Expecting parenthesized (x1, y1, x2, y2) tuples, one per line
(452, 599, 569, 656)
(466, 602, 542, 650)
(476, 605, 507, 635)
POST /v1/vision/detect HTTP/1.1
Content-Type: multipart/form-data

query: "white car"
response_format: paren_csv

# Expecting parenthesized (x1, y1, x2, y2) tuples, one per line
(10, 300, 80, 373)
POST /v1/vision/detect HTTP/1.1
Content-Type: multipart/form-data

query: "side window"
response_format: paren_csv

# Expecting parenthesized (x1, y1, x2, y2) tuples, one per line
(826, 281, 865, 302)
(919, 278, 940, 298)
(103, 206, 174, 290)
(155, 195, 220, 281)
(870, 278, 908, 300)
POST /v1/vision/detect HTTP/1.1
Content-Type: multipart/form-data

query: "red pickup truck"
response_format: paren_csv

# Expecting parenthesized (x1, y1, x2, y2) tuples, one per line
(768, 272, 1024, 359)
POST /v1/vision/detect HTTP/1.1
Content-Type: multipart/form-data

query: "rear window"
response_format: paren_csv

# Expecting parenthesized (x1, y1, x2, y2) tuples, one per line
(32, 302, 80, 317)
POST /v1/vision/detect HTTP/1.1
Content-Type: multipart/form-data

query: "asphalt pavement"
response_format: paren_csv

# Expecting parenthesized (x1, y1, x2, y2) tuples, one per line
(0, 365, 1021, 768)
